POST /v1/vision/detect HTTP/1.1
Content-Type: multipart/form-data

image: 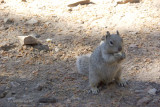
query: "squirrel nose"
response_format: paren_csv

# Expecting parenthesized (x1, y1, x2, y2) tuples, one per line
(118, 46, 122, 51)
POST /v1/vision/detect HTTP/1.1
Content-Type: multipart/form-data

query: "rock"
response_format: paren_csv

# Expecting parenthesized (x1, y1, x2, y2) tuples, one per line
(148, 88, 157, 95)
(18, 35, 40, 45)
(34, 83, 46, 91)
(46, 38, 52, 42)
(129, 31, 138, 35)
(1, 0, 5, 3)
(0, 91, 7, 98)
(26, 18, 38, 25)
(4, 18, 14, 24)
(116, 0, 140, 4)
(10, 82, 20, 87)
(129, 44, 138, 48)
(38, 97, 57, 103)
(135, 90, 144, 93)
(137, 96, 152, 106)
(86, 102, 96, 106)
(55, 47, 59, 52)
(68, 0, 90, 7)
(45, 22, 51, 26)
(22, 0, 27, 2)
(7, 97, 15, 101)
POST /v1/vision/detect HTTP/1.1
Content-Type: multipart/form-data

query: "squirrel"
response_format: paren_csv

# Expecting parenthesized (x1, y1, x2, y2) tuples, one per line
(76, 31, 126, 94)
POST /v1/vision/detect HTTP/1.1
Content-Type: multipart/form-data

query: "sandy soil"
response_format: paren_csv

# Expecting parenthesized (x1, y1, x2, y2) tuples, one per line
(0, 0, 160, 106)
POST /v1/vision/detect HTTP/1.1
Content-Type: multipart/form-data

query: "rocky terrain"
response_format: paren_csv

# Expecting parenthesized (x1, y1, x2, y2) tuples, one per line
(0, 0, 160, 106)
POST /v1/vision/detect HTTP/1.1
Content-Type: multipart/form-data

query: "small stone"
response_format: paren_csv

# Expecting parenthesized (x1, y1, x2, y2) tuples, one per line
(0, 91, 7, 98)
(34, 83, 46, 91)
(45, 22, 51, 26)
(116, 0, 140, 4)
(68, 0, 90, 7)
(67, 7, 72, 11)
(129, 31, 138, 35)
(7, 97, 15, 101)
(55, 47, 59, 52)
(86, 102, 96, 106)
(1, 0, 4, 3)
(148, 88, 157, 95)
(26, 18, 38, 25)
(18, 35, 40, 45)
(46, 38, 52, 42)
(129, 44, 138, 48)
(137, 96, 152, 106)
(22, 0, 27, 2)
(10, 82, 20, 87)
(135, 90, 144, 93)
(38, 97, 57, 103)
(4, 18, 14, 24)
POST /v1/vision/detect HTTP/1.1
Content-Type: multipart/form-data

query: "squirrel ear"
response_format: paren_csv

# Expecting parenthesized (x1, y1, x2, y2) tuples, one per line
(116, 30, 120, 35)
(106, 31, 110, 39)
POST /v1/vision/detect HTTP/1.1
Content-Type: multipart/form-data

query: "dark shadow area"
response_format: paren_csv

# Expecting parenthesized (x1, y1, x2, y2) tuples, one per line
(0, 43, 17, 51)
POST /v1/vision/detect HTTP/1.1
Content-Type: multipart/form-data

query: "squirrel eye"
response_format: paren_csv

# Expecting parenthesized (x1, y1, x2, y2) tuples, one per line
(109, 41, 113, 46)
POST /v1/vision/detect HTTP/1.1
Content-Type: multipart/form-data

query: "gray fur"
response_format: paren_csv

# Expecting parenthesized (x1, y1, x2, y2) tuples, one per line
(76, 31, 126, 94)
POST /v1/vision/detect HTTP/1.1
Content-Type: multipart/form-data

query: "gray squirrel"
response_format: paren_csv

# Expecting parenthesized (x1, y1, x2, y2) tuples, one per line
(76, 31, 126, 94)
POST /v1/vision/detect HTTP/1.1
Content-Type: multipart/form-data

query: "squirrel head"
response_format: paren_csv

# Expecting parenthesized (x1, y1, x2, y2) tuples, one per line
(104, 31, 123, 54)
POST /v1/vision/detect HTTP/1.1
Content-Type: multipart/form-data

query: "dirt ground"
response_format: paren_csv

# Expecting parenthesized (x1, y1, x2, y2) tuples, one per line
(0, 0, 160, 107)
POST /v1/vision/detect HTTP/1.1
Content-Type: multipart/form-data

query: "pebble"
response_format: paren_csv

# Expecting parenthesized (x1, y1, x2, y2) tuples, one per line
(129, 44, 138, 48)
(10, 82, 20, 87)
(34, 83, 46, 91)
(38, 97, 57, 103)
(55, 47, 59, 52)
(68, 0, 90, 7)
(7, 97, 15, 101)
(46, 38, 52, 42)
(0, 91, 7, 98)
(22, 0, 27, 2)
(137, 96, 152, 106)
(135, 90, 144, 93)
(148, 88, 157, 95)
(26, 18, 38, 25)
(4, 18, 14, 24)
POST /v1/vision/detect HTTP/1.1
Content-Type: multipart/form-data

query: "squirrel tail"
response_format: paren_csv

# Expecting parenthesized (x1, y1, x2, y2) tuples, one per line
(76, 54, 91, 76)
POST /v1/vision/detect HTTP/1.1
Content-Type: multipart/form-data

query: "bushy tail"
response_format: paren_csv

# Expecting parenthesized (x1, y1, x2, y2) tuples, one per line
(76, 54, 91, 76)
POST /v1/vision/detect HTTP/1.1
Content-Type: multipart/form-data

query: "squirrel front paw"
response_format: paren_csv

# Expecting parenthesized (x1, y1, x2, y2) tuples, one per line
(114, 52, 126, 60)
